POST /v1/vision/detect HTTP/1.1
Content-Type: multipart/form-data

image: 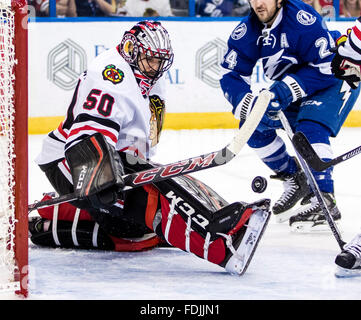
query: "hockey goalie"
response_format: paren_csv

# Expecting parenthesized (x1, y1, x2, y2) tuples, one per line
(30, 21, 271, 276)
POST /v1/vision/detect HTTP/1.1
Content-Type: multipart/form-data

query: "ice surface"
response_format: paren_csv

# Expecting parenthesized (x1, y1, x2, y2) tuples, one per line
(26, 128, 361, 300)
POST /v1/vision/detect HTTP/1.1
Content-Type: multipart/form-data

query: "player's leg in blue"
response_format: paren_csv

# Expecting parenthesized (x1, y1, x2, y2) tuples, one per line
(247, 124, 310, 223)
(288, 120, 341, 232)
(289, 80, 360, 232)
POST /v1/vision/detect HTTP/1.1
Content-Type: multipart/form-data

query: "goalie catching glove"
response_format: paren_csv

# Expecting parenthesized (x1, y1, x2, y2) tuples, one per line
(331, 28, 361, 89)
(65, 133, 125, 208)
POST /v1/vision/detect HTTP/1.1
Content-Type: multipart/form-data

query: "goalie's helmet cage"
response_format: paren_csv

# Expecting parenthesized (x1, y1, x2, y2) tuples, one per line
(0, 0, 28, 297)
(119, 21, 174, 82)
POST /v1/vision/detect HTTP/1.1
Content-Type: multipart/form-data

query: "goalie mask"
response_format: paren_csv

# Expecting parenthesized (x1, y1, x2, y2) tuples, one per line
(120, 21, 174, 82)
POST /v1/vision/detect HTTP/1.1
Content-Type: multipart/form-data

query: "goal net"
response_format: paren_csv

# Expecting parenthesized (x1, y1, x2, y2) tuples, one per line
(0, 0, 28, 297)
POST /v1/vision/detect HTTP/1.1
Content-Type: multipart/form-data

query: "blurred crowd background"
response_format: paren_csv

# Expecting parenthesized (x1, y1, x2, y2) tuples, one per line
(27, 0, 359, 19)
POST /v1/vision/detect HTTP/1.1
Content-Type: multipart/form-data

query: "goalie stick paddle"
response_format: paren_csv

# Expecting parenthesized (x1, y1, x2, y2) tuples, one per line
(28, 90, 273, 213)
(278, 112, 346, 250)
(292, 131, 361, 171)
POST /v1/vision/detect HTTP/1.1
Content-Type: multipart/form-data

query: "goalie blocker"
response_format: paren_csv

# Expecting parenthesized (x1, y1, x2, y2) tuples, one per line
(32, 133, 271, 275)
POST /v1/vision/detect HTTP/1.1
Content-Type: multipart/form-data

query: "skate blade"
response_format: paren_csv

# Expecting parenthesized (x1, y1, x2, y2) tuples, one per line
(290, 220, 341, 233)
(225, 208, 270, 276)
(273, 198, 306, 224)
(335, 266, 361, 278)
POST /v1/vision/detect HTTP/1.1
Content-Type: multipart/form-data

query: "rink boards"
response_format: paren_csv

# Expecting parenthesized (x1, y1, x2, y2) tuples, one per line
(28, 19, 361, 133)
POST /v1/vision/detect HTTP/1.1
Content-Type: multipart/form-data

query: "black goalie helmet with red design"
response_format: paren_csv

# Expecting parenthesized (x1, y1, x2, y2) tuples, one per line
(119, 21, 174, 82)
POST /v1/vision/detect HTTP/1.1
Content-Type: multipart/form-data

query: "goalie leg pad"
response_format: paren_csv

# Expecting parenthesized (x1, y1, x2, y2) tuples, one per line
(29, 217, 160, 252)
(156, 195, 226, 264)
(37, 193, 93, 221)
(29, 217, 114, 250)
(154, 193, 271, 273)
(36, 193, 149, 238)
(31, 194, 160, 251)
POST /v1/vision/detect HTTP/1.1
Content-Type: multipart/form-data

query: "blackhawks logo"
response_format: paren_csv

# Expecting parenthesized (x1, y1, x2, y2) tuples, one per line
(149, 95, 165, 147)
(102, 64, 124, 84)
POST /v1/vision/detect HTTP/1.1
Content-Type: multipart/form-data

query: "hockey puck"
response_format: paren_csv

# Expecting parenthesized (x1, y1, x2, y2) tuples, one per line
(251, 176, 267, 193)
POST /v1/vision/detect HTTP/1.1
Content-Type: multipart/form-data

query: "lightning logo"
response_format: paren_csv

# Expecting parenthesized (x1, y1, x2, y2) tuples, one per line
(263, 50, 298, 79)
(264, 50, 284, 79)
(339, 81, 352, 115)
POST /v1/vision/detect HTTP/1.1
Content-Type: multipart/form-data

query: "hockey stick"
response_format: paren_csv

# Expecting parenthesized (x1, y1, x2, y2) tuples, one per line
(292, 131, 361, 171)
(28, 90, 273, 213)
(278, 112, 346, 250)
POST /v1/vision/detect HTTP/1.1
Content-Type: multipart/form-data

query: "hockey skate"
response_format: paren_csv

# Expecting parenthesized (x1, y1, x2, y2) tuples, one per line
(289, 192, 341, 232)
(335, 233, 361, 278)
(220, 199, 271, 275)
(271, 168, 309, 223)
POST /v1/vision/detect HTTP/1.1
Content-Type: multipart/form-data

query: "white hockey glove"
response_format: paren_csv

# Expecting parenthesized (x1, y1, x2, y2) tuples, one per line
(331, 29, 361, 89)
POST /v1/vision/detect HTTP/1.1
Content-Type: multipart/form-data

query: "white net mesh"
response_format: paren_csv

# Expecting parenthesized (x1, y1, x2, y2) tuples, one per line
(0, 0, 19, 292)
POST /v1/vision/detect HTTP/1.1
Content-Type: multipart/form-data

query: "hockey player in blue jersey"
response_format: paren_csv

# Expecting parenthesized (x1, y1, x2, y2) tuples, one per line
(327, 18, 361, 276)
(220, 0, 360, 231)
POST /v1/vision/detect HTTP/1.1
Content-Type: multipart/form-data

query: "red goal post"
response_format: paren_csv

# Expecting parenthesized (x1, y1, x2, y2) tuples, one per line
(0, 0, 28, 297)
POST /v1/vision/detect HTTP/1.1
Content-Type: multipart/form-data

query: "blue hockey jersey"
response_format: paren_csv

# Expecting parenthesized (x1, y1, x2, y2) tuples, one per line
(220, 0, 341, 116)
(196, 0, 235, 17)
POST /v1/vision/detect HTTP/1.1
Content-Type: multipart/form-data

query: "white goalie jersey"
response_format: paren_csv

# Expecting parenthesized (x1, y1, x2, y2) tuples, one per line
(36, 46, 167, 169)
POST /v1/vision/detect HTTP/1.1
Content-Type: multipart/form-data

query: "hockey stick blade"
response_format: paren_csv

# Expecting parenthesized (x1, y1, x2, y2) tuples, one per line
(28, 90, 272, 213)
(292, 132, 326, 171)
(293, 131, 361, 171)
(28, 193, 78, 213)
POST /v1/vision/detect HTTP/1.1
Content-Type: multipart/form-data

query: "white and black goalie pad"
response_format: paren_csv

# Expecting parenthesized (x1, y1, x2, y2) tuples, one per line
(65, 133, 124, 203)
